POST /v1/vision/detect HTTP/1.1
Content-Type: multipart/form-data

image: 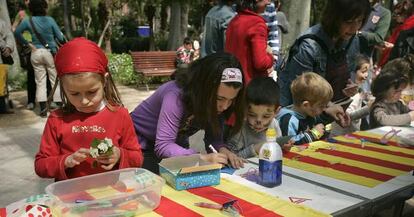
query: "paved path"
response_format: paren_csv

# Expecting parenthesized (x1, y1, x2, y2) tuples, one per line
(0, 85, 153, 206)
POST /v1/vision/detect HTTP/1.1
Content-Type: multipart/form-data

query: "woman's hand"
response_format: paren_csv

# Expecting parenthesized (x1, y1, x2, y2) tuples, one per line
(219, 147, 246, 169)
(1, 47, 12, 56)
(64, 148, 89, 168)
(96, 146, 121, 170)
(325, 104, 351, 127)
(342, 79, 358, 97)
(200, 153, 228, 166)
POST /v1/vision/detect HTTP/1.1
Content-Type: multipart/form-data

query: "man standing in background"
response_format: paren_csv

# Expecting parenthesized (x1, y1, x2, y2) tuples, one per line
(201, 0, 236, 57)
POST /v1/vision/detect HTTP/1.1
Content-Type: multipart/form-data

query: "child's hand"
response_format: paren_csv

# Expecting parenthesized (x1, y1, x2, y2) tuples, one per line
(314, 123, 325, 135)
(200, 153, 228, 166)
(96, 146, 120, 170)
(311, 124, 325, 139)
(367, 97, 375, 108)
(282, 139, 294, 152)
(219, 147, 246, 169)
(65, 148, 89, 168)
(342, 79, 358, 97)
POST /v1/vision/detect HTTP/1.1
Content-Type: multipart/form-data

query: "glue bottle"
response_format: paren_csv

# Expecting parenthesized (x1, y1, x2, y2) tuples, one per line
(259, 128, 282, 187)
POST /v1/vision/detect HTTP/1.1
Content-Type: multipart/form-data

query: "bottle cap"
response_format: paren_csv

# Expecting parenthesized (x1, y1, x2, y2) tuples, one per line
(266, 128, 276, 138)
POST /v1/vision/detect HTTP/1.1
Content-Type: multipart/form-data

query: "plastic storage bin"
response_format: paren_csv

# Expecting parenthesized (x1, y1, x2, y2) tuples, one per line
(45, 168, 164, 217)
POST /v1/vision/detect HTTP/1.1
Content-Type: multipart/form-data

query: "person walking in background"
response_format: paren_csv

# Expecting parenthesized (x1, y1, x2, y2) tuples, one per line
(201, 0, 236, 58)
(0, 18, 15, 115)
(359, 0, 392, 60)
(225, 0, 274, 84)
(15, 0, 65, 117)
(262, 1, 279, 64)
(12, 0, 38, 111)
(275, 0, 290, 52)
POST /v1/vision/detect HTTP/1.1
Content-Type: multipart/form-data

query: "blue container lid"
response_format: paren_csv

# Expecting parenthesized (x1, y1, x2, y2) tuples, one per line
(137, 26, 151, 37)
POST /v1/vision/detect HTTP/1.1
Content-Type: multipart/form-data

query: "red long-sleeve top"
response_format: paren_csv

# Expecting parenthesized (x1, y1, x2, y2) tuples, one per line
(35, 106, 143, 181)
(225, 9, 274, 84)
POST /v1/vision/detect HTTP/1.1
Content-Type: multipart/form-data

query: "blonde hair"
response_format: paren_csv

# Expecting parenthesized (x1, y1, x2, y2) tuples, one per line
(291, 72, 333, 106)
(48, 72, 122, 114)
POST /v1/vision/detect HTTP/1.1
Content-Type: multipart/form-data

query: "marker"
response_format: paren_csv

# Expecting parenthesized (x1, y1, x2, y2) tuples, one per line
(208, 144, 218, 153)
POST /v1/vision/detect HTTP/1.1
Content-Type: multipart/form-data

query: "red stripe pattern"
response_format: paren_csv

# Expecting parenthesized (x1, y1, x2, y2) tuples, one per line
(328, 138, 414, 159)
(317, 149, 414, 171)
(154, 196, 202, 217)
(284, 152, 394, 182)
(349, 133, 414, 149)
(188, 186, 283, 217)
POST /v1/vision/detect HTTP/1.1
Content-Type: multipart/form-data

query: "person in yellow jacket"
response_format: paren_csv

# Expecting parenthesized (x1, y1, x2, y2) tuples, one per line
(0, 18, 15, 114)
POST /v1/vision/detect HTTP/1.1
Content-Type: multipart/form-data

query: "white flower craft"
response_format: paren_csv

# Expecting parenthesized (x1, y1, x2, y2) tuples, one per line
(89, 138, 114, 167)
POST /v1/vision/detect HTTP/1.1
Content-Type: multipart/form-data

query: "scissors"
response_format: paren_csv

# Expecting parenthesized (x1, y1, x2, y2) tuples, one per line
(380, 128, 401, 144)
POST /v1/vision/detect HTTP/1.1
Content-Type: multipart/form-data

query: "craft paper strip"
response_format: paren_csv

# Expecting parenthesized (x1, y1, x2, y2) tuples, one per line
(152, 196, 203, 217)
(331, 137, 414, 159)
(284, 137, 414, 187)
(214, 178, 331, 217)
(350, 131, 414, 149)
(284, 156, 383, 187)
(188, 186, 282, 217)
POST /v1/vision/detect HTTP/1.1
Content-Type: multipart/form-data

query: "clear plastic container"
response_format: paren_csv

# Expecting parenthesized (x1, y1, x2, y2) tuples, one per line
(45, 168, 165, 217)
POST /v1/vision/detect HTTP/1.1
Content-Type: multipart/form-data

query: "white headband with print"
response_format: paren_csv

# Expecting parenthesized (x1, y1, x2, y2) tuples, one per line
(221, 68, 243, 83)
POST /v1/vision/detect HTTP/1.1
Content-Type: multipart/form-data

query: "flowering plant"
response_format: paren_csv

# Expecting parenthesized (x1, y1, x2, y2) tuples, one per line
(89, 138, 113, 167)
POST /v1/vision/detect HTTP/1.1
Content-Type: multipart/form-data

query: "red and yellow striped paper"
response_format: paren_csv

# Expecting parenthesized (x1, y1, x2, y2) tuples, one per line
(285, 131, 414, 187)
(142, 178, 330, 217)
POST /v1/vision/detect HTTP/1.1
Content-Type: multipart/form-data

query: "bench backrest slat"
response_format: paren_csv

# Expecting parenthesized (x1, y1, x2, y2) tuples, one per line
(130, 51, 177, 76)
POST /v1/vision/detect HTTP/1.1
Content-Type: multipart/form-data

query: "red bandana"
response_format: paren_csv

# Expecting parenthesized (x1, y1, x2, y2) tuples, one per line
(55, 37, 108, 77)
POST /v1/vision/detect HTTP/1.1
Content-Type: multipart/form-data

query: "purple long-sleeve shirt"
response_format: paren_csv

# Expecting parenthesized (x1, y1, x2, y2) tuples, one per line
(130, 81, 225, 159)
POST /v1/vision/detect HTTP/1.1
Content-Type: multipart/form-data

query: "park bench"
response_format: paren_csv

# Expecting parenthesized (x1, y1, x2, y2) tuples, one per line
(130, 51, 177, 77)
(130, 51, 177, 90)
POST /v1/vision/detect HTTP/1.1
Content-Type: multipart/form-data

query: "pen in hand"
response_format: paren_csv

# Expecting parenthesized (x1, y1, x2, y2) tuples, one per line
(209, 144, 218, 153)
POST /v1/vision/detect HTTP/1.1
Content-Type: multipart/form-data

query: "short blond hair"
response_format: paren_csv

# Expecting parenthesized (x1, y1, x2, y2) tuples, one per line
(291, 72, 333, 106)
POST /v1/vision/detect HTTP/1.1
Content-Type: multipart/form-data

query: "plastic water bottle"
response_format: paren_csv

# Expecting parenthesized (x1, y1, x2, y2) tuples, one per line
(259, 128, 282, 187)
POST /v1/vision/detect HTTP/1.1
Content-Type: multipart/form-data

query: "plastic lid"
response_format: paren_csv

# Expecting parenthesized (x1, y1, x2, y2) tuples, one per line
(266, 128, 276, 138)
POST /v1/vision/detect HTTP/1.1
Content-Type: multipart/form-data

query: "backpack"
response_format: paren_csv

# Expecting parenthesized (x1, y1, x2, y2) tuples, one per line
(276, 34, 329, 74)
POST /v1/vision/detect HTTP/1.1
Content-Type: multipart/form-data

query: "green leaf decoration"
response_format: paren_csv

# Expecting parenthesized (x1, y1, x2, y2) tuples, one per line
(92, 160, 98, 168)
(90, 138, 101, 149)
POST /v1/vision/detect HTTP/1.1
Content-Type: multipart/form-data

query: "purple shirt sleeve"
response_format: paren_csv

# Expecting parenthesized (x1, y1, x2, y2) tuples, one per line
(154, 91, 198, 158)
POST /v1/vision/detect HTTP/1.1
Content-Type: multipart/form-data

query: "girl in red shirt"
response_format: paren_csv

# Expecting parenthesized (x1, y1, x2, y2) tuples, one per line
(34, 38, 143, 181)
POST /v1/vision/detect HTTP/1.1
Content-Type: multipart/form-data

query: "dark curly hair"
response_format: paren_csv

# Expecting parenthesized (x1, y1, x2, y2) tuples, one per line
(29, 0, 48, 16)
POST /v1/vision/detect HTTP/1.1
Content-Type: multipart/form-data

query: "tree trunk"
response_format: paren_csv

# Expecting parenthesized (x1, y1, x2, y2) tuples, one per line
(62, 0, 73, 39)
(79, 0, 86, 36)
(160, 1, 169, 33)
(180, 2, 189, 39)
(283, 0, 312, 47)
(104, 0, 112, 53)
(145, 4, 156, 51)
(85, 0, 92, 38)
(167, 1, 181, 50)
